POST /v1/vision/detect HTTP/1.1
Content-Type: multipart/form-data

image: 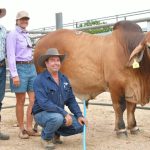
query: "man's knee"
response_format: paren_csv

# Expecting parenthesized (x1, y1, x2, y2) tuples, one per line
(54, 113, 64, 126)
(46, 113, 64, 128)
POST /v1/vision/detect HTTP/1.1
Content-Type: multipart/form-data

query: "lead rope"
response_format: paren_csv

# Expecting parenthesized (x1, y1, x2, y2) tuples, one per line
(83, 100, 87, 150)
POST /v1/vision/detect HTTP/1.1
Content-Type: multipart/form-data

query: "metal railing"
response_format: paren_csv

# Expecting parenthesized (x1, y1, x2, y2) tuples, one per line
(30, 9, 150, 32)
(3, 94, 150, 110)
(28, 9, 150, 40)
(29, 17, 150, 40)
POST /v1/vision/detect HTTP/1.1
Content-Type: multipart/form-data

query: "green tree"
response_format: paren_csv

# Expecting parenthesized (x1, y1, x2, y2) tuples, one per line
(77, 20, 112, 34)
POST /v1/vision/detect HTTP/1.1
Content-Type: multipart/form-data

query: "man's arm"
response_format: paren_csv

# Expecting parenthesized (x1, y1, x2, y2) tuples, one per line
(34, 77, 68, 117)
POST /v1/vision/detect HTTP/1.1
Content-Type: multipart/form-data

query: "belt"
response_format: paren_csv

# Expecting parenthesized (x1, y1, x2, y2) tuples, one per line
(16, 60, 33, 64)
(0, 59, 5, 67)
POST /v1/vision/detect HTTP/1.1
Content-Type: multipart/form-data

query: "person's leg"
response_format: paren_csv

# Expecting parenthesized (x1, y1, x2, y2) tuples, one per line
(34, 112, 64, 149)
(16, 93, 29, 139)
(0, 64, 9, 140)
(15, 93, 26, 130)
(57, 115, 83, 136)
(10, 64, 29, 139)
(0, 65, 6, 112)
(26, 91, 34, 131)
(26, 91, 39, 136)
(26, 64, 39, 136)
(34, 112, 64, 140)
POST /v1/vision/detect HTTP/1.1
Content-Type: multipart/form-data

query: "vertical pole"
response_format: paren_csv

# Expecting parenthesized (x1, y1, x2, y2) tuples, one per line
(116, 15, 118, 22)
(55, 12, 63, 30)
(147, 20, 150, 32)
(83, 100, 87, 150)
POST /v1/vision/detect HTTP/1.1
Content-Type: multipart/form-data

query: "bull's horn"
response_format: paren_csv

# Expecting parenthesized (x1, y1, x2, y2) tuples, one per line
(129, 44, 143, 61)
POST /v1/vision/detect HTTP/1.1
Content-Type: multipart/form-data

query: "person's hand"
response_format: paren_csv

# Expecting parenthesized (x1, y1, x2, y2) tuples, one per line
(78, 117, 88, 126)
(12, 76, 20, 87)
(65, 114, 73, 126)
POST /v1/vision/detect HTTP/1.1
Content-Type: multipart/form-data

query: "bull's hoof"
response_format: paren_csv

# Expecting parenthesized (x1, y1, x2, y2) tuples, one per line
(116, 129, 128, 139)
(130, 126, 140, 134)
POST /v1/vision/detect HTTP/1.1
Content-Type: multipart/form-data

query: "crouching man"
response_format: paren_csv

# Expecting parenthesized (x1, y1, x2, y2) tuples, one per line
(32, 48, 88, 149)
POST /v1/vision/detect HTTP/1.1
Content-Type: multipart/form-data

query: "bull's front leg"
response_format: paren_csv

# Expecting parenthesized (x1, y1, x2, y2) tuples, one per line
(111, 94, 127, 137)
(126, 101, 139, 134)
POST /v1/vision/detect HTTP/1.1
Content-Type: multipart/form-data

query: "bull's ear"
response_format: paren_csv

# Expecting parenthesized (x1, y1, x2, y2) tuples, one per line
(127, 44, 144, 67)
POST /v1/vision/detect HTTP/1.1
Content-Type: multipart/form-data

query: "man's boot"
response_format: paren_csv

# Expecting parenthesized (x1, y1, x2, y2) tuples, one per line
(52, 134, 63, 144)
(41, 138, 55, 149)
(0, 114, 10, 140)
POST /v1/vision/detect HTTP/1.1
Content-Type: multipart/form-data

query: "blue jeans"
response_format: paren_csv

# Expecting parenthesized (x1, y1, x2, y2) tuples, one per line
(10, 64, 37, 93)
(0, 65, 6, 111)
(34, 111, 83, 140)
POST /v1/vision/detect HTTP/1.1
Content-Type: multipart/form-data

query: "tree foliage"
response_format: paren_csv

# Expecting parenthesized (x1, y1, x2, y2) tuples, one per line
(77, 20, 112, 34)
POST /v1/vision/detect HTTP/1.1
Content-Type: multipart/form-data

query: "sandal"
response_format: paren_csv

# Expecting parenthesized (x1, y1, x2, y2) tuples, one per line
(27, 129, 40, 136)
(19, 129, 29, 139)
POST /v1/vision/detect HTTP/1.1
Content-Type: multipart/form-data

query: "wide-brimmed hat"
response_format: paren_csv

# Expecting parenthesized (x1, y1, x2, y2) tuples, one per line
(16, 11, 30, 20)
(38, 48, 66, 68)
(0, 8, 6, 18)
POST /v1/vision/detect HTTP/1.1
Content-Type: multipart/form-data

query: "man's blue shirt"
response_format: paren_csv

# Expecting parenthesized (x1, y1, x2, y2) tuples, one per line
(32, 70, 83, 118)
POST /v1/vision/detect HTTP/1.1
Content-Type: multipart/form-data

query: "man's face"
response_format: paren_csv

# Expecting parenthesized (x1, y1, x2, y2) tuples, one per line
(45, 56, 61, 73)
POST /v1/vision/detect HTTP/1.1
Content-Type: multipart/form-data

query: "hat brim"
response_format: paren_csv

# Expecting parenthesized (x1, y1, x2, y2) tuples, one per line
(38, 54, 66, 68)
(0, 8, 6, 18)
(17, 16, 30, 20)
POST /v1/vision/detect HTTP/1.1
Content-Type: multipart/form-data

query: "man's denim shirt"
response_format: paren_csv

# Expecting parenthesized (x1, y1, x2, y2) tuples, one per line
(32, 70, 83, 119)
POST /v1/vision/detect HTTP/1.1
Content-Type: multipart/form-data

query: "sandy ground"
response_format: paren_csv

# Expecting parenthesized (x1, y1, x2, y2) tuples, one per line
(1, 92, 150, 150)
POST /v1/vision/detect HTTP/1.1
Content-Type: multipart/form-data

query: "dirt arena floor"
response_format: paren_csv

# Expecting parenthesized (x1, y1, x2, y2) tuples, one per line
(1, 92, 150, 150)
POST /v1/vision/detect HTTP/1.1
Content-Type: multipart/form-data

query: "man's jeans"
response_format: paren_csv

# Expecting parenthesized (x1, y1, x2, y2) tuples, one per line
(34, 111, 83, 140)
(0, 65, 6, 111)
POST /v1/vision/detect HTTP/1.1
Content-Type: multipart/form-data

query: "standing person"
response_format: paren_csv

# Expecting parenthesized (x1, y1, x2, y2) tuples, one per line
(0, 8, 9, 140)
(32, 48, 88, 149)
(6, 11, 39, 139)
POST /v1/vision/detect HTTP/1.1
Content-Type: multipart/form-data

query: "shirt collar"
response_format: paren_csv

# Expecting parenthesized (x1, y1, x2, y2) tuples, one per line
(44, 69, 63, 80)
(16, 26, 28, 33)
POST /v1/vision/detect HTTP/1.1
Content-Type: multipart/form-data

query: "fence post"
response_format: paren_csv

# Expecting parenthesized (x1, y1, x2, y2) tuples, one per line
(55, 12, 63, 29)
(147, 20, 150, 31)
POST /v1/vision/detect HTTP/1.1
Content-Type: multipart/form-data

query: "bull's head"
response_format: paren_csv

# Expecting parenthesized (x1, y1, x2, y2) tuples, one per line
(125, 32, 150, 105)
(128, 32, 150, 67)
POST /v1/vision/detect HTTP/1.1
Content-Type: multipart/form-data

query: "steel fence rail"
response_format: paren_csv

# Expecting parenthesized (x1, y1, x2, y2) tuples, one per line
(76, 17, 150, 31)
(29, 17, 150, 40)
(2, 99, 150, 110)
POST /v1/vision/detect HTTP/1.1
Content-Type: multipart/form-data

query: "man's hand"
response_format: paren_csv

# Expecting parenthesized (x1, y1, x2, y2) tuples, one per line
(65, 114, 73, 126)
(12, 76, 20, 87)
(78, 117, 88, 126)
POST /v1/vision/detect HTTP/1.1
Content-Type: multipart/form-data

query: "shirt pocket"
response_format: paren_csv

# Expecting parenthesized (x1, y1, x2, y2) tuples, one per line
(63, 84, 71, 102)
(46, 87, 57, 101)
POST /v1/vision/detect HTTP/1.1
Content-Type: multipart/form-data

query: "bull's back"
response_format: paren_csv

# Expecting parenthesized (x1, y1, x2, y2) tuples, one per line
(34, 29, 108, 99)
